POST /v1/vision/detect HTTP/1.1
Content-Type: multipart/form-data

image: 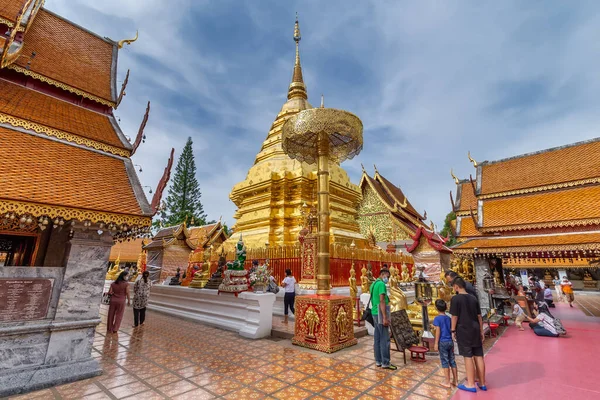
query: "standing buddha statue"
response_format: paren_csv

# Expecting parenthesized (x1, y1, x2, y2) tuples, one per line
(389, 264, 408, 312)
(349, 265, 358, 321)
(360, 266, 370, 294)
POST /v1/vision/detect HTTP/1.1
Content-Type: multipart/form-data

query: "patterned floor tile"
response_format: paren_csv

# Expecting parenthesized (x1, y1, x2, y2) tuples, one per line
(251, 377, 289, 394)
(385, 375, 420, 390)
(365, 384, 407, 399)
(295, 377, 332, 392)
(320, 385, 362, 400)
(273, 369, 308, 384)
(143, 372, 181, 387)
(171, 388, 215, 400)
(203, 378, 244, 395)
(223, 387, 267, 400)
(108, 381, 151, 399)
(98, 373, 139, 389)
(340, 376, 376, 391)
(156, 380, 199, 397)
(412, 382, 453, 400)
(271, 386, 313, 400)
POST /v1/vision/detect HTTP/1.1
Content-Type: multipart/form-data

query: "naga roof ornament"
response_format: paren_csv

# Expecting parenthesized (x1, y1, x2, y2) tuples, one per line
(118, 30, 138, 49)
(131, 101, 150, 155)
(116, 69, 130, 108)
(468, 151, 478, 168)
(450, 168, 459, 184)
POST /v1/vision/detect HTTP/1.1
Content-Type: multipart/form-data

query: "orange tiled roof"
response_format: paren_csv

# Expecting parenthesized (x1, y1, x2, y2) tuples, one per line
(15, 9, 115, 102)
(0, 0, 23, 23)
(109, 239, 148, 262)
(456, 182, 477, 212)
(453, 232, 600, 252)
(0, 79, 126, 149)
(458, 216, 482, 237)
(376, 173, 424, 220)
(483, 185, 600, 230)
(0, 127, 143, 216)
(480, 139, 600, 195)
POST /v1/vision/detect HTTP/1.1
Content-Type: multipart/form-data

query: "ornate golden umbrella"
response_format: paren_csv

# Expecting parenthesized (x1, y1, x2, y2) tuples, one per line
(282, 104, 363, 295)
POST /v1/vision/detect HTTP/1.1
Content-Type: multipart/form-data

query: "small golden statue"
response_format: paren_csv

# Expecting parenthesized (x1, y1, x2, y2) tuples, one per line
(366, 263, 375, 284)
(105, 253, 121, 281)
(400, 262, 411, 282)
(189, 251, 210, 289)
(389, 264, 407, 312)
(305, 306, 320, 339)
(336, 306, 349, 340)
(360, 266, 370, 293)
(493, 269, 501, 287)
(584, 271, 593, 281)
(349, 264, 358, 320)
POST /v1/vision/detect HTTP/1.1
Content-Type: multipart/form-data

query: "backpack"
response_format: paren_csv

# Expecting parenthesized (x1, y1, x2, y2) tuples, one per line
(267, 280, 280, 294)
(553, 317, 567, 335)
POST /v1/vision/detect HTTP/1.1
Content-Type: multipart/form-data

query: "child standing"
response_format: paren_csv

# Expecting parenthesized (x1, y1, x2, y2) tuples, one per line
(433, 299, 457, 388)
(510, 298, 527, 331)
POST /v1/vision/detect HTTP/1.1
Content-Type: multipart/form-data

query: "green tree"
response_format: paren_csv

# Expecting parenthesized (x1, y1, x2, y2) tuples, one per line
(162, 137, 207, 227)
(440, 211, 457, 247)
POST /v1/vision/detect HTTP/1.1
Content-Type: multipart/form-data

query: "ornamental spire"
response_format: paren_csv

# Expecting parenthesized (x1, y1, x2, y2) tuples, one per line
(287, 13, 308, 100)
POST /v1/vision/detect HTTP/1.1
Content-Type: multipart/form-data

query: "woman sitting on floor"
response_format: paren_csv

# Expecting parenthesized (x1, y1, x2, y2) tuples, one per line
(528, 302, 564, 337)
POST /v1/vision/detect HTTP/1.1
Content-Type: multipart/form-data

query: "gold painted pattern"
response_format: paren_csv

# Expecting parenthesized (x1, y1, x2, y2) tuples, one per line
(7, 64, 116, 107)
(479, 177, 600, 200)
(454, 242, 600, 255)
(0, 199, 152, 227)
(480, 218, 600, 232)
(0, 112, 130, 157)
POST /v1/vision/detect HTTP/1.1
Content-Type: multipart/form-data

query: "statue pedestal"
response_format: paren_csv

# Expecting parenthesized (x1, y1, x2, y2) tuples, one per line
(292, 295, 357, 353)
(583, 280, 597, 290)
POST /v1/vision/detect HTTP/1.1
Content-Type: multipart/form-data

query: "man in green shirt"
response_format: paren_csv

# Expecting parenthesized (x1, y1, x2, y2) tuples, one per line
(370, 266, 396, 370)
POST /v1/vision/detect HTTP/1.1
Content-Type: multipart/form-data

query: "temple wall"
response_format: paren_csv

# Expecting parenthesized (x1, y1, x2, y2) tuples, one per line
(159, 240, 193, 280)
(0, 228, 111, 397)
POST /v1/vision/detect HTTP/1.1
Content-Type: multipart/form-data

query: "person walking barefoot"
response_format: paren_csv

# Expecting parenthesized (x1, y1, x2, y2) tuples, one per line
(450, 277, 486, 393)
(561, 277, 575, 307)
(132, 271, 152, 327)
(107, 271, 130, 334)
(433, 299, 458, 387)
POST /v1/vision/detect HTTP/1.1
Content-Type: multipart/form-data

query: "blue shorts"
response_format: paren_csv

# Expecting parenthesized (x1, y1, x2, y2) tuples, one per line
(438, 341, 457, 368)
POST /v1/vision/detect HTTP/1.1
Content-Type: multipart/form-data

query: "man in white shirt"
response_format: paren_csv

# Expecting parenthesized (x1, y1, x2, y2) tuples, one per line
(282, 269, 296, 324)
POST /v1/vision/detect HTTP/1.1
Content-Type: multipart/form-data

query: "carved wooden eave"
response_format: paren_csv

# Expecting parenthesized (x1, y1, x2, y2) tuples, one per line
(115, 69, 129, 108)
(131, 101, 150, 155)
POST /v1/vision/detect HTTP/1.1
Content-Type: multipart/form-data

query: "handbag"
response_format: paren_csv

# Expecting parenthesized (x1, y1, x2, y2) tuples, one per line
(361, 296, 375, 326)
(101, 292, 111, 305)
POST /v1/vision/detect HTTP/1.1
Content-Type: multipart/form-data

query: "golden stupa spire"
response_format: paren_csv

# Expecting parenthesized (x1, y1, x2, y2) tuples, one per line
(287, 13, 308, 100)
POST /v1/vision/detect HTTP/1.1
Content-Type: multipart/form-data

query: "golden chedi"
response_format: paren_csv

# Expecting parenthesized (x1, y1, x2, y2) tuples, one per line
(225, 16, 365, 249)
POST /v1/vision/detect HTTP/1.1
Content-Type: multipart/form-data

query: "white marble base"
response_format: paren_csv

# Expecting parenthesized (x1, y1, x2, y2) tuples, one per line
(148, 286, 276, 339)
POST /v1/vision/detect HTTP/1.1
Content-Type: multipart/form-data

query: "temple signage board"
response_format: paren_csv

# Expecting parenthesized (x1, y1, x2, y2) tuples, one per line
(0, 278, 53, 322)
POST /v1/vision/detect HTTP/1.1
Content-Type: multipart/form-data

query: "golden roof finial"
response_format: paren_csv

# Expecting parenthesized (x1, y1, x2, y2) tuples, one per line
(450, 168, 459, 184)
(118, 30, 138, 49)
(360, 163, 365, 172)
(287, 14, 307, 101)
(467, 151, 478, 168)
(373, 164, 379, 174)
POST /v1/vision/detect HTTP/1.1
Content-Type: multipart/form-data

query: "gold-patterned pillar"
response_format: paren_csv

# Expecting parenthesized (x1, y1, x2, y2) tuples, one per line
(316, 132, 331, 295)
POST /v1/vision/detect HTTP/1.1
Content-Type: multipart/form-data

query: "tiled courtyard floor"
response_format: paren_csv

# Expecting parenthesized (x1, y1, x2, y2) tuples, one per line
(10, 309, 508, 400)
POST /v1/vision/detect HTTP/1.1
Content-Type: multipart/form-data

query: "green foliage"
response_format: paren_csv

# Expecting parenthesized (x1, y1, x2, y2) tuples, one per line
(440, 211, 457, 247)
(161, 137, 207, 227)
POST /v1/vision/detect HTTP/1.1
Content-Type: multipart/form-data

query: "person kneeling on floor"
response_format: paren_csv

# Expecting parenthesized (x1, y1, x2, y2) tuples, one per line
(528, 303, 565, 337)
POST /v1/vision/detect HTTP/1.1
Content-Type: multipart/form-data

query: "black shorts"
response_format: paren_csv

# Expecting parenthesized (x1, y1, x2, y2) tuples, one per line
(458, 344, 484, 358)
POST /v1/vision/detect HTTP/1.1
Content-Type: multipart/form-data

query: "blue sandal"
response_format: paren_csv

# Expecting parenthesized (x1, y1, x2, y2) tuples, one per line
(458, 384, 477, 393)
(477, 383, 488, 391)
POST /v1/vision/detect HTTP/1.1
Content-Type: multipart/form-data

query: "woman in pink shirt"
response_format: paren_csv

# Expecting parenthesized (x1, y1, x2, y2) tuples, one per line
(107, 271, 130, 333)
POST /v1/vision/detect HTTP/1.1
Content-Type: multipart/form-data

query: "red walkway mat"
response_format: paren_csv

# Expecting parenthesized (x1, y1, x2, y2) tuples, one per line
(453, 298, 600, 400)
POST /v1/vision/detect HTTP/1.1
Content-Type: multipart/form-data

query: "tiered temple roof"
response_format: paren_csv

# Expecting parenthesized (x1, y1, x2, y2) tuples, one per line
(451, 138, 600, 265)
(0, 0, 171, 238)
(357, 167, 427, 242)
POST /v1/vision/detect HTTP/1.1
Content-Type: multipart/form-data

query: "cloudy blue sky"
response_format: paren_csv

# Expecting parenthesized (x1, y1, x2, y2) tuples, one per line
(49, 0, 600, 228)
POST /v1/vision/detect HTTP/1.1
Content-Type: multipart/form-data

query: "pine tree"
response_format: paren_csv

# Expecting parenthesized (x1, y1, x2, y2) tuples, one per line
(162, 137, 207, 227)
(440, 211, 457, 247)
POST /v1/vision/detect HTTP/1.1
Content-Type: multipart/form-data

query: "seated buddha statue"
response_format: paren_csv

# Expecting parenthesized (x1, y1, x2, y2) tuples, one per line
(389, 265, 407, 312)
(400, 262, 411, 283)
(105, 257, 121, 281)
(168, 268, 182, 285)
(190, 254, 210, 289)
(366, 263, 375, 284)
(204, 256, 226, 289)
(360, 266, 371, 294)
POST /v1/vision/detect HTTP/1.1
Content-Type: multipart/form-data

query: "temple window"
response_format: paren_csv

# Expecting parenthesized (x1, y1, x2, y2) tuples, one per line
(0, 234, 38, 267)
